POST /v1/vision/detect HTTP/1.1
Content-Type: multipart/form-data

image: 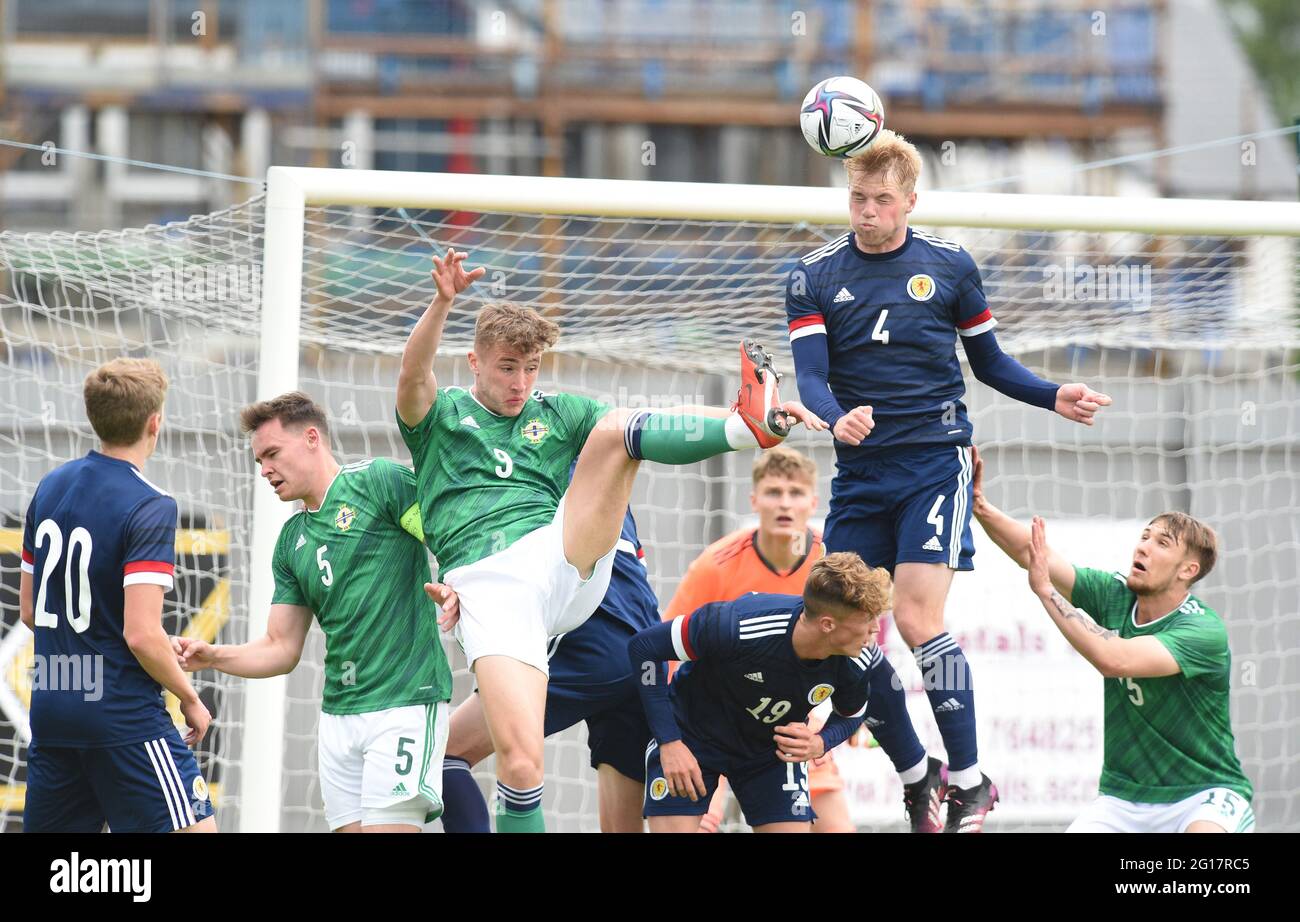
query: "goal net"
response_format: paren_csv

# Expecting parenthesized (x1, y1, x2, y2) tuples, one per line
(0, 169, 1296, 832)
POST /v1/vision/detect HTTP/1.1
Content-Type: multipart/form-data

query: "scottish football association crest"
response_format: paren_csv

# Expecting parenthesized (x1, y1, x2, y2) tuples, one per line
(521, 418, 550, 445)
(335, 504, 357, 532)
(907, 274, 936, 301)
(808, 683, 835, 705)
(649, 778, 670, 801)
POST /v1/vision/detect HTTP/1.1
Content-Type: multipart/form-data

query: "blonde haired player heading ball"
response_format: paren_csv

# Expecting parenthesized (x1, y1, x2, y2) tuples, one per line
(786, 129, 1112, 831)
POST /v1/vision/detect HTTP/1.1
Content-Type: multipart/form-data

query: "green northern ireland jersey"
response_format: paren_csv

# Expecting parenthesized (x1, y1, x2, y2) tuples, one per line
(1071, 566, 1253, 804)
(399, 386, 610, 574)
(270, 458, 452, 716)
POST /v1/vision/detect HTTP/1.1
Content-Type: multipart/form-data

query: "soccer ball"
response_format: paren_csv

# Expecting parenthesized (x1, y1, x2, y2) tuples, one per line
(799, 76, 885, 158)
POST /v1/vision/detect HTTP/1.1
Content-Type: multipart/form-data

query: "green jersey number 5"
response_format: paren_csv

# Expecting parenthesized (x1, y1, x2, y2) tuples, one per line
(317, 545, 334, 587)
(1121, 676, 1143, 707)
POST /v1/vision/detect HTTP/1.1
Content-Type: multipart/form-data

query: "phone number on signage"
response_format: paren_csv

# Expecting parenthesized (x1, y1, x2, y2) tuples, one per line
(988, 717, 1099, 752)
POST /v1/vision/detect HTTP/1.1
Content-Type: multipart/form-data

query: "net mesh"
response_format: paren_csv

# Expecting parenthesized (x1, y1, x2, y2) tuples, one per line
(1, 190, 1296, 831)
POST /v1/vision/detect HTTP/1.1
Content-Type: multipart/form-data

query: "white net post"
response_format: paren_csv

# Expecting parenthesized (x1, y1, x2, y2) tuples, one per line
(238, 168, 308, 832)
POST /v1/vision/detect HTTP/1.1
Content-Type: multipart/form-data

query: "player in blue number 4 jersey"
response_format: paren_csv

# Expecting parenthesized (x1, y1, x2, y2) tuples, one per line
(20, 359, 216, 833)
(628, 552, 891, 832)
(786, 130, 1112, 832)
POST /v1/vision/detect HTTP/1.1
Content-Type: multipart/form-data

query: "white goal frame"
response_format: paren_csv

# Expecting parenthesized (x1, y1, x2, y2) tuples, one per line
(247, 166, 1300, 832)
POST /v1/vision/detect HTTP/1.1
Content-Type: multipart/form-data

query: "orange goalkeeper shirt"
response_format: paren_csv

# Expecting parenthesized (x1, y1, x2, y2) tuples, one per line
(665, 527, 824, 619)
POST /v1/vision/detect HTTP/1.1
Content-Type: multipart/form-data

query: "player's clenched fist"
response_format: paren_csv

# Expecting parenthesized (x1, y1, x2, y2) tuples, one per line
(658, 740, 707, 801)
(773, 721, 825, 762)
(832, 405, 874, 445)
(176, 637, 216, 672)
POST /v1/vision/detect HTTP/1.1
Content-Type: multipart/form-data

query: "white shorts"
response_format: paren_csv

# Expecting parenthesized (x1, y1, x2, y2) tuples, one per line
(1067, 788, 1255, 833)
(317, 703, 449, 830)
(444, 494, 618, 676)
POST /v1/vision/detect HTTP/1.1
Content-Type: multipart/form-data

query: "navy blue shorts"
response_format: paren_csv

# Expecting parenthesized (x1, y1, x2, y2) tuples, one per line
(24, 729, 214, 833)
(825, 444, 975, 573)
(643, 737, 814, 826)
(544, 609, 653, 784)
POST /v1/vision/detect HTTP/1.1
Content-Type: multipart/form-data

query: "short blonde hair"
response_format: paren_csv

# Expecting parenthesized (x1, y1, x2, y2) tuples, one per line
(803, 551, 892, 619)
(83, 357, 168, 446)
(752, 445, 817, 487)
(1149, 512, 1218, 585)
(474, 302, 560, 357)
(845, 129, 923, 194)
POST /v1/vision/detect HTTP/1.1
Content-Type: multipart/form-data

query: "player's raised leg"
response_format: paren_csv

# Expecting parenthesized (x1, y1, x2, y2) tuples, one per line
(563, 340, 821, 579)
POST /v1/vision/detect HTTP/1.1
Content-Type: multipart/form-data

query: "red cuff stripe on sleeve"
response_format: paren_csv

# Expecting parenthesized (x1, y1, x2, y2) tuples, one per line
(679, 611, 698, 661)
(957, 308, 994, 330)
(22, 549, 34, 565)
(124, 560, 175, 576)
(789, 314, 826, 332)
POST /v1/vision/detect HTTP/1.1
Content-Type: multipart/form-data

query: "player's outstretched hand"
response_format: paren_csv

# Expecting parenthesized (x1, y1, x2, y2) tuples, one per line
(1055, 383, 1112, 426)
(832, 405, 874, 445)
(1028, 516, 1052, 599)
(179, 694, 211, 747)
(424, 582, 460, 632)
(659, 740, 707, 801)
(430, 247, 486, 303)
(178, 638, 216, 672)
(169, 635, 185, 663)
(774, 722, 825, 762)
(780, 400, 828, 432)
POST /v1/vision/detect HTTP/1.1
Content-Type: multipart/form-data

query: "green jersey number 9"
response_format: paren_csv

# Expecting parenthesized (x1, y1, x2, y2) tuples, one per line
(493, 448, 513, 478)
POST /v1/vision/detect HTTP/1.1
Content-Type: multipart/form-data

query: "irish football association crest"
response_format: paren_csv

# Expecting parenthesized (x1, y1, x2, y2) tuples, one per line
(521, 418, 550, 445)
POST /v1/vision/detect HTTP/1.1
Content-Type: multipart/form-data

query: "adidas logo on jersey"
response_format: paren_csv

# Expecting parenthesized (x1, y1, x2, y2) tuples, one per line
(833, 286, 855, 303)
(864, 716, 884, 728)
(745, 672, 765, 683)
(935, 697, 964, 713)
(459, 415, 480, 429)
(391, 782, 409, 797)
(923, 536, 944, 552)
(295, 534, 306, 551)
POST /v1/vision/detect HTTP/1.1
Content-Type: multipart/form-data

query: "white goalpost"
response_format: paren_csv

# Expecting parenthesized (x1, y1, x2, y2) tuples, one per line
(1, 167, 1297, 832)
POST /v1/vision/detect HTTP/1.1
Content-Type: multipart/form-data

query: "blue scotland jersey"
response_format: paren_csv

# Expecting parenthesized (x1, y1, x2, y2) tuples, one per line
(662, 594, 876, 763)
(786, 228, 996, 460)
(21, 451, 179, 747)
(600, 507, 660, 631)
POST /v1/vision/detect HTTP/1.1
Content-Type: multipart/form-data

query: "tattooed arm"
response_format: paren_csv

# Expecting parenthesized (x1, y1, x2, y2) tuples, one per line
(1029, 516, 1180, 679)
